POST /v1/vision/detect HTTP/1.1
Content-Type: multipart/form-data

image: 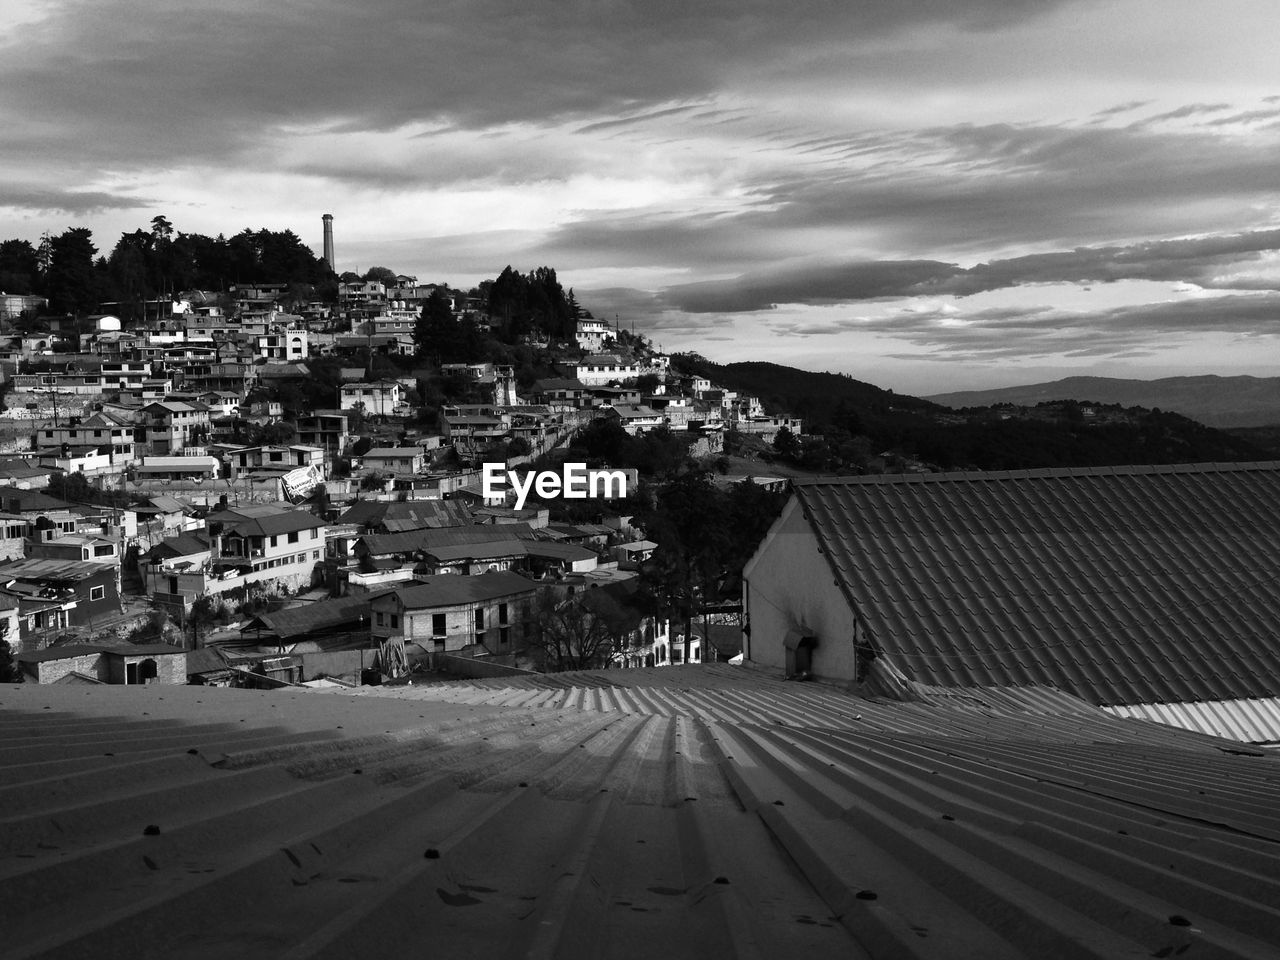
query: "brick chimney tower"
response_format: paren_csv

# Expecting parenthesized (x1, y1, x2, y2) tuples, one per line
(322, 213, 335, 273)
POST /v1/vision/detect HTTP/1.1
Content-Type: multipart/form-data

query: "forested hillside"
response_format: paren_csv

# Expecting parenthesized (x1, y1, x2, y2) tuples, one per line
(674, 357, 1267, 471)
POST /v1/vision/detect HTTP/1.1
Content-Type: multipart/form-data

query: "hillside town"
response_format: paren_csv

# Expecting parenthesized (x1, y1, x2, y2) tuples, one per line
(0, 241, 803, 688)
(7, 221, 1280, 960)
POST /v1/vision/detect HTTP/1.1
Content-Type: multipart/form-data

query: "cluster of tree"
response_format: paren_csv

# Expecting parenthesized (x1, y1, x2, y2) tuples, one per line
(907, 409, 1266, 470)
(415, 288, 487, 364)
(45, 470, 133, 509)
(564, 419, 692, 478)
(1, 217, 335, 324)
(0, 637, 22, 683)
(530, 590, 622, 672)
(0, 237, 41, 296)
(636, 469, 787, 609)
(484, 265, 579, 342)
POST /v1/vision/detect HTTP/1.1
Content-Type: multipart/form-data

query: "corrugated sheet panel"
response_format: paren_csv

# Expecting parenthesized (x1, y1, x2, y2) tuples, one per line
(6, 673, 1280, 959)
(8, 671, 1280, 959)
(1105, 696, 1280, 745)
(792, 462, 1280, 708)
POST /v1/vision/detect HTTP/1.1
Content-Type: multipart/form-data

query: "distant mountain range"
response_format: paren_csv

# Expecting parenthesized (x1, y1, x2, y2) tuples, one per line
(926, 376, 1280, 428)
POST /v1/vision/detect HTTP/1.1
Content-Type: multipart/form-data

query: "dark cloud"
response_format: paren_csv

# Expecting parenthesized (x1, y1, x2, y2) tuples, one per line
(573, 103, 709, 135)
(525, 115, 1280, 285)
(1131, 102, 1232, 125)
(649, 229, 1280, 313)
(0, 0, 1075, 175)
(662, 260, 962, 312)
(1204, 107, 1280, 126)
(0, 186, 152, 216)
(1090, 100, 1154, 119)
(735, 120, 1280, 255)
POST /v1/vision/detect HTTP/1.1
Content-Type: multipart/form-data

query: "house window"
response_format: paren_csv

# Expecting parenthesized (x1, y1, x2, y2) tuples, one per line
(475, 608, 485, 632)
(432, 613, 446, 636)
(390, 614, 399, 629)
(376, 611, 385, 626)
(500, 626, 510, 647)
(288, 532, 298, 544)
(498, 603, 509, 625)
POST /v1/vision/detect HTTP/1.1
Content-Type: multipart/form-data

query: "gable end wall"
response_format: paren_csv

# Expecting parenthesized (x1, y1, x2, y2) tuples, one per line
(744, 499, 859, 681)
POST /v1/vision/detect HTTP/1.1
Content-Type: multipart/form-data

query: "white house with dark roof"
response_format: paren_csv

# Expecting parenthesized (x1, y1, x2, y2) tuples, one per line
(361, 447, 426, 475)
(574, 355, 642, 385)
(574, 317, 616, 352)
(148, 504, 326, 609)
(745, 462, 1280, 743)
(339, 379, 406, 416)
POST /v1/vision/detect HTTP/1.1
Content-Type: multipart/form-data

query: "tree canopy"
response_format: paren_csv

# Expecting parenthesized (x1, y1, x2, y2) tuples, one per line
(485, 265, 574, 342)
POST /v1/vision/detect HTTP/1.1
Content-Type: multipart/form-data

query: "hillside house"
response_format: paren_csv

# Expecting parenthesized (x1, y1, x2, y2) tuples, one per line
(15, 643, 187, 685)
(296, 411, 351, 454)
(361, 447, 426, 475)
(601, 404, 665, 435)
(223, 444, 326, 481)
(574, 317, 616, 352)
(137, 400, 210, 454)
(255, 329, 308, 362)
(574, 356, 642, 386)
(135, 456, 220, 482)
(339, 379, 405, 417)
(0, 557, 120, 649)
(34, 412, 137, 465)
(148, 505, 325, 610)
(369, 571, 538, 659)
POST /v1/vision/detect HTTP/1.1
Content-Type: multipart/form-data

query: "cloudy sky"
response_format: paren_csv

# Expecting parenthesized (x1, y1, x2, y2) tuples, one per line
(3, 0, 1279, 394)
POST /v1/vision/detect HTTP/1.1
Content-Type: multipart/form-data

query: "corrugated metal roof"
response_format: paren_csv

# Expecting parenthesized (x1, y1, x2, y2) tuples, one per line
(1105, 696, 1280, 745)
(5, 671, 1280, 958)
(0, 557, 110, 581)
(790, 462, 1280, 707)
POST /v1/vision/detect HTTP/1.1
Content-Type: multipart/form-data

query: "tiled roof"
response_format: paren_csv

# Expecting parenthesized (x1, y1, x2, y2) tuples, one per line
(14, 643, 108, 663)
(389, 570, 537, 608)
(5, 671, 1280, 958)
(423, 540, 596, 564)
(146, 531, 210, 561)
(208, 504, 326, 537)
(0, 486, 71, 512)
(791, 462, 1280, 707)
(256, 363, 311, 378)
(337, 499, 471, 530)
(357, 523, 537, 556)
(144, 495, 189, 514)
(246, 593, 387, 640)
